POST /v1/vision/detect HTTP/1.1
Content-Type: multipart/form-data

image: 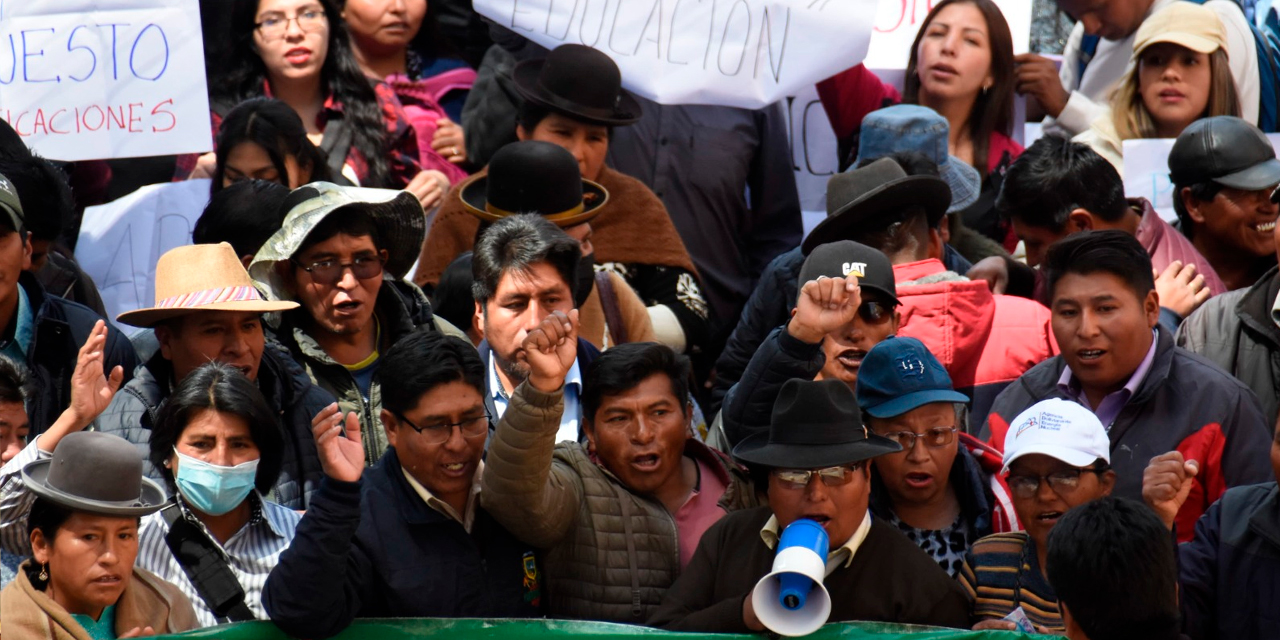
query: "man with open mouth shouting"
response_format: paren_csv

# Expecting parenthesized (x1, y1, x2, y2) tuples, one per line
(962, 398, 1115, 634)
(981, 231, 1273, 541)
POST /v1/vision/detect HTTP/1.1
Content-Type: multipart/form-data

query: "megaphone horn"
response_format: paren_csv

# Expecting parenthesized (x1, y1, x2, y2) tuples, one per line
(752, 519, 833, 637)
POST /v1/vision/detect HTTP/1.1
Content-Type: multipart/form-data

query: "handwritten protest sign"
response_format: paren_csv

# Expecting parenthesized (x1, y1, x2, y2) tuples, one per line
(0, 0, 212, 161)
(76, 179, 210, 327)
(473, 0, 880, 109)
(1123, 134, 1280, 224)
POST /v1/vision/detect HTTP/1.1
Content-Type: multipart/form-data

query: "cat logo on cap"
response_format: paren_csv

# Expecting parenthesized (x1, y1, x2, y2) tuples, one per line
(842, 262, 867, 278)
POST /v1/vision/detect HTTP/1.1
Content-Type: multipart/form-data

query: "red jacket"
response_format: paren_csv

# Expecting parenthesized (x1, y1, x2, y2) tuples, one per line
(894, 260, 1058, 422)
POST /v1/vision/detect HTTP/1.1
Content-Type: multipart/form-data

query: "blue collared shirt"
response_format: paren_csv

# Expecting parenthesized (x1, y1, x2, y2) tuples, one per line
(488, 348, 583, 443)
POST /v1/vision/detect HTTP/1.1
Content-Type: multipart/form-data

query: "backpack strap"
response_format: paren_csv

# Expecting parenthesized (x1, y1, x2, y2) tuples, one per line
(594, 271, 629, 346)
(161, 503, 257, 623)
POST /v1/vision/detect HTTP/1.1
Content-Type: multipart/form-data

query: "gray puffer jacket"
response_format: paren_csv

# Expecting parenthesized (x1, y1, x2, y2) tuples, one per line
(94, 340, 332, 509)
(1177, 266, 1280, 427)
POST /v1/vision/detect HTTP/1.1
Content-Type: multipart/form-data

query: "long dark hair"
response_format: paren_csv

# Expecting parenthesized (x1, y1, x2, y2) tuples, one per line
(216, 0, 391, 187)
(148, 362, 284, 495)
(212, 98, 334, 195)
(903, 0, 1015, 177)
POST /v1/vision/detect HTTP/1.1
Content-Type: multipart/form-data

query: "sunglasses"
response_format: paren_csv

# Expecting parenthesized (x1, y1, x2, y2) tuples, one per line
(292, 256, 385, 285)
(857, 300, 893, 325)
(772, 462, 866, 490)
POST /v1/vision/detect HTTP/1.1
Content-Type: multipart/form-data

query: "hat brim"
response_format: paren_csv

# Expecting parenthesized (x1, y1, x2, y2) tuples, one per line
(732, 431, 903, 469)
(514, 60, 643, 127)
(458, 173, 609, 227)
(803, 176, 951, 255)
(116, 299, 299, 328)
(862, 390, 970, 419)
(1141, 33, 1221, 55)
(22, 460, 168, 517)
(1212, 158, 1280, 191)
(940, 156, 980, 213)
(1001, 444, 1102, 474)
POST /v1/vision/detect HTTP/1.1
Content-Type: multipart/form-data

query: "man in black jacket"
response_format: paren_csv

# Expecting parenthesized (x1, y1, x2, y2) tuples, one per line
(263, 330, 542, 638)
(0, 172, 136, 438)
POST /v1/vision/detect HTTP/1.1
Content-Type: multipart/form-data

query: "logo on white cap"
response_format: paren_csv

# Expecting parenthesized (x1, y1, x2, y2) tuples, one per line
(1002, 398, 1110, 472)
(842, 262, 866, 278)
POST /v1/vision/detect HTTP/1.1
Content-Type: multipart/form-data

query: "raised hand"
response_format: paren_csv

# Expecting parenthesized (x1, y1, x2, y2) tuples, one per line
(1014, 53, 1069, 118)
(787, 276, 861, 345)
(523, 309, 579, 393)
(69, 320, 124, 428)
(1142, 451, 1199, 530)
(312, 403, 364, 483)
(1154, 261, 1210, 318)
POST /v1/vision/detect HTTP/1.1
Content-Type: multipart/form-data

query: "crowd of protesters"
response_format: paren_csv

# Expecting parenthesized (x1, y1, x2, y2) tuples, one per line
(1, 0, 1280, 639)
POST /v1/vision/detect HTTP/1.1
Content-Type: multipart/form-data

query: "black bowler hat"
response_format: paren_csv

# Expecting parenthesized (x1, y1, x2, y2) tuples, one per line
(459, 141, 609, 227)
(514, 44, 642, 127)
(802, 157, 951, 255)
(733, 379, 902, 469)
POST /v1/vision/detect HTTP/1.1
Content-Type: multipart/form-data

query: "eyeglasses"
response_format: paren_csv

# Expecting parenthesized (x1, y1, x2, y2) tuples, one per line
(857, 300, 894, 325)
(772, 463, 865, 490)
(255, 8, 327, 39)
(292, 256, 384, 285)
(1006, 467, 1102, 499)
(878, 426, 957, 450)
(393, 412, 491, 445)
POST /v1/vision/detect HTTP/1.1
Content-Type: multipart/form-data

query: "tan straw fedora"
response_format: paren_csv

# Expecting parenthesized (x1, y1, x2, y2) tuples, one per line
(116, 243, 298, 328)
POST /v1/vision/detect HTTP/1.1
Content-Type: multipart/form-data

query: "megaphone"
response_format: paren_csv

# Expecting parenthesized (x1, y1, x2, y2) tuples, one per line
(752, 518, 832, 637)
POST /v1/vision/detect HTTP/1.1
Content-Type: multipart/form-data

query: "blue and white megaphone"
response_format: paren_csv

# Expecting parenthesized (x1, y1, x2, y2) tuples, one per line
(752, 518, 832, 637)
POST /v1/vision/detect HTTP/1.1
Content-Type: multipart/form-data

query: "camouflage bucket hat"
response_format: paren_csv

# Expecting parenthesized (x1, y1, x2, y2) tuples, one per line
(248, 182, 425, 301)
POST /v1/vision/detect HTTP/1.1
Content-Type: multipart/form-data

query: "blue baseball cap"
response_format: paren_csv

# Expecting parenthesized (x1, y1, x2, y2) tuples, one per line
(854, 104, 980, 214)
(855, 336, 968, 418)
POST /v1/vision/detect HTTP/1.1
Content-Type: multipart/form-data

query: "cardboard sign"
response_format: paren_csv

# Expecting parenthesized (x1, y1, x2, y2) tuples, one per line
(472, 0, 880, 109)
(76, 179, 210, 327)
(0, 0, 212, 161)
(1122, 134, 1280, 224)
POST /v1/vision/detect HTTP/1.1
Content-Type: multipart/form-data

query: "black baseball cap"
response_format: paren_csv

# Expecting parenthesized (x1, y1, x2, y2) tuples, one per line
(1169, 116, 1280, 190)
(797, 240, 898, 306)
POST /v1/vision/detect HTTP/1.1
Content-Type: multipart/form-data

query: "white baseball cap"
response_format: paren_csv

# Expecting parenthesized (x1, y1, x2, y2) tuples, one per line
(1002, 399, 1110, 473)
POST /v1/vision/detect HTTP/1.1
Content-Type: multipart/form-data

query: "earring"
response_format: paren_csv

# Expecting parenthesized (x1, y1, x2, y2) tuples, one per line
(38, 563, 48, 581)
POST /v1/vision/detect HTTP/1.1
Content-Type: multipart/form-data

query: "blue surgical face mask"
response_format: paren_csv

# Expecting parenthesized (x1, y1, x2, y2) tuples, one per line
(173, 448, 259, 516)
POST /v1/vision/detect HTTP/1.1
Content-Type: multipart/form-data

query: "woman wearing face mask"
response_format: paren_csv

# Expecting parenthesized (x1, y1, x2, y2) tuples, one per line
(1074, 3, 1241, 176)
(340, 0, 474, 184)
(1, 356, 298, 628)
(817, 0, 1022, 252)
(0, 323, 200, 637)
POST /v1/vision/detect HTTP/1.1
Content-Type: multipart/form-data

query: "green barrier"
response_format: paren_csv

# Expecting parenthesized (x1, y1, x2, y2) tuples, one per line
(152, 618, 1053, 639)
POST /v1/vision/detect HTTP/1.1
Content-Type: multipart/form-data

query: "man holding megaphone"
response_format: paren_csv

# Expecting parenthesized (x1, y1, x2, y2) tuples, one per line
(649, 375, 971, 634)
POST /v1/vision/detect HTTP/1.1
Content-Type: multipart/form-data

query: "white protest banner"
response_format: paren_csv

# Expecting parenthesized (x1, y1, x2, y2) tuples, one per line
(76, 179, 210, 327)
(1123, 134, 1280, 224)
(0, 0, 212, 161)
(785, 84, 837, 236)
(472, 0, 880, 109)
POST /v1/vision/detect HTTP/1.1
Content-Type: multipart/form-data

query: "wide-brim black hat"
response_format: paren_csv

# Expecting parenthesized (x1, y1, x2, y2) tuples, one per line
(802, 157, 951, 255)
(733, 379, 902, 469)
(460, 140, 609, 227)
(22, 432, 167, 517)
(514, 44, 642, 127)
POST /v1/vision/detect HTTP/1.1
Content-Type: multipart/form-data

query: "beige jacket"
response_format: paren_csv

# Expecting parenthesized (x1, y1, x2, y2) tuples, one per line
(2, 561, 198, 639)
(480, 382, 758, 623)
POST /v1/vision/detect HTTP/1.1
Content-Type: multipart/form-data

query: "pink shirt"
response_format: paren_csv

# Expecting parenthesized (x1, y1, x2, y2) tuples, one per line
(674, 457, 729, 569)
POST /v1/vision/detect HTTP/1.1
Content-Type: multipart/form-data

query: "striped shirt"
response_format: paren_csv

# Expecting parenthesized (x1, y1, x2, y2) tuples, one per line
(0, 438, 299, 628)
(958, 532, 1063, 632)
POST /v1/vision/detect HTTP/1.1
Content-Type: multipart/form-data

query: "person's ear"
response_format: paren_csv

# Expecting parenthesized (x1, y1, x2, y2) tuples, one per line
(380, 409, 399, 448)
(155, 323, 175, 361)
(927, 227, 944, 261)
(583, 420, 598, 454)
(1100, 469, 1118, 496)
(1143, 288, 1160, 329)
(1181, 187, 1208, 224)
(30, 528, 50, 564)
(890, 310, 902, 334)
(275, 261, 298, 296)
(1067, 209, 1095, 232)
(939, 215, 952, 244)
(516, 125, 530, 142)
(240, 255, 254, 270)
